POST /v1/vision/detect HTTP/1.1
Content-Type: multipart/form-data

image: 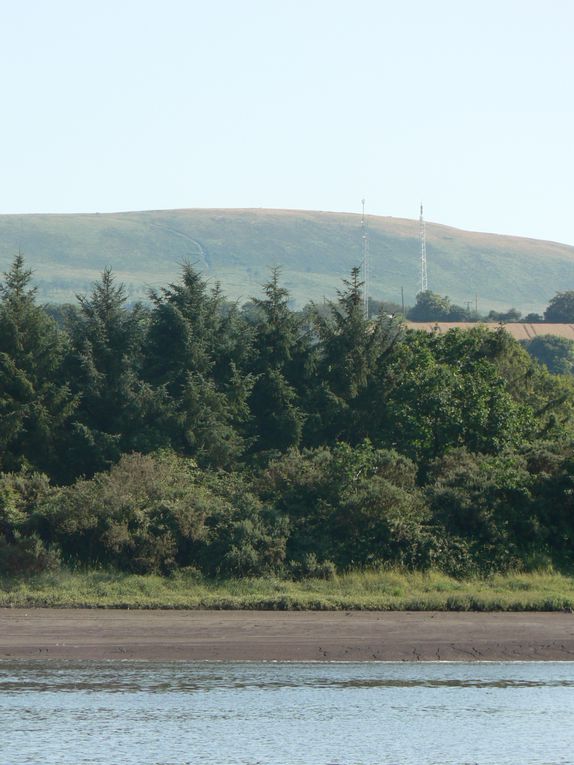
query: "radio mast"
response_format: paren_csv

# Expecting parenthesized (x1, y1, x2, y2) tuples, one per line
(361, 198, 369, 318)
(419, 203, 428, 293)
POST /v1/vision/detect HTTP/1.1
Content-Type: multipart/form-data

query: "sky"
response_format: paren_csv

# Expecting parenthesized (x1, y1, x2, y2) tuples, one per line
(1, 0, 573, 244)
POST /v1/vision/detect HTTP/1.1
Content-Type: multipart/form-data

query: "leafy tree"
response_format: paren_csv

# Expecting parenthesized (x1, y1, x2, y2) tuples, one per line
(40, 451, 287, 576)
(523, 441, 574, 566)
(0, 255, 76, 477)
(0, 469, 58, 575)
(486, 327, 574, 440)
(523, 335, 574, 375)
(487, 307, 522, 323)
(379, 328, 534, 467)
(544, 291, 574, 323)
(367, 297, 404, 319)
(407, 290, 470, 322)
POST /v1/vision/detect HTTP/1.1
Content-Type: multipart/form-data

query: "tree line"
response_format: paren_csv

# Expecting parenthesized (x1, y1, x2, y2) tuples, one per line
(2, 254, 574, 579)
(405, 288, 574, 325)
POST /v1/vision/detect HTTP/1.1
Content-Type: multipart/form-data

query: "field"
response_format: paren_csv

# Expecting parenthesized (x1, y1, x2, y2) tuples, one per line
(1, 208, 573, 311)
(2, 568, 574, 611)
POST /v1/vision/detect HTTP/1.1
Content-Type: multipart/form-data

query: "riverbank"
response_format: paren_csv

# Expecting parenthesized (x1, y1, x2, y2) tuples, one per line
(2, 568, 574, 611)
(1, 609, 574, 661)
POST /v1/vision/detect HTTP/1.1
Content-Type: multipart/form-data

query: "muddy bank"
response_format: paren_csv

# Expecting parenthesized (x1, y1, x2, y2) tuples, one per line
(2, 609, 574, 661)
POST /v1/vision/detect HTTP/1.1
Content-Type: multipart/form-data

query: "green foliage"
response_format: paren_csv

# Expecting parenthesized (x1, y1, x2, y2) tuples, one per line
(407, 290, 470, 322)
(40, 452, 208, 573)
(143, 265, 253, 467)
(63, 268, 165, 478)
(0, 469, 58, 575)
(38, 451, 287, 577)
(379, 328, 534, 466)
(523, 335, 574, 375)
(0, 255, 76, 478)
(426, 449, 535, 575)
(3, 257, 574, 584)
(260, 442, 431, 570)
(487, 307, 522, 322)
(307, 268, 404, 444)
(247, 269, 308, 454)
(544, 291, 574, 323)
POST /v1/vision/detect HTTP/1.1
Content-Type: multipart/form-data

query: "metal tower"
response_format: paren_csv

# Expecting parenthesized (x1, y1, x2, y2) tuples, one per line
(419, 203, 428, 293)
(361, 198, 369, 318)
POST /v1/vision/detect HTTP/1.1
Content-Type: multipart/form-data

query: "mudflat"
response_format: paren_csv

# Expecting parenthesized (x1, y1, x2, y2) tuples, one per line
(1, 609, 574, 661)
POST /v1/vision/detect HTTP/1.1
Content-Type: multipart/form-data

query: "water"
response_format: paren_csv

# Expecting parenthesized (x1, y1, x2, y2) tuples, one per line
(1, 661, 573, 765)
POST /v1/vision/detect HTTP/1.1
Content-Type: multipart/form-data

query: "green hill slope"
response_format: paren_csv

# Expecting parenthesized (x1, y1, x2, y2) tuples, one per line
(0, 208, 572, 311)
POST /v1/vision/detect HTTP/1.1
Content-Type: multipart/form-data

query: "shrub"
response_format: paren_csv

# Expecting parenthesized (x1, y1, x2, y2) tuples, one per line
(39, 451, 211, 573)
(39, 451, 288, 577)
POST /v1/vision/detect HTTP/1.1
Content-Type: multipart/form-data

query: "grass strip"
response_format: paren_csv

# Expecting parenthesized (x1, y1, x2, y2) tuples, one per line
(1, 568, 574, 611)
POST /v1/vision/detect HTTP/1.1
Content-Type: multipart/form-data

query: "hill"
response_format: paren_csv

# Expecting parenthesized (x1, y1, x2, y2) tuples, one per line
(0, 208, 573, 311)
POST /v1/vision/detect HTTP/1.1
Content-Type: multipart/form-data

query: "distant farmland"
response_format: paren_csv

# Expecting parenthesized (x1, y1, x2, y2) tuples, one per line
(1, 208, 573, 311)
(406, 322, 574, 341)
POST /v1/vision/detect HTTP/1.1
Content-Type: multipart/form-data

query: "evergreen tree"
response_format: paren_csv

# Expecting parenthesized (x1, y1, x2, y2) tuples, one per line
(248, 270, 309, 454)
(307, 267, 402, 444)
(0, 255, 76, 477)
(143, 264, 253, 467)
(64, 268, 165, 478)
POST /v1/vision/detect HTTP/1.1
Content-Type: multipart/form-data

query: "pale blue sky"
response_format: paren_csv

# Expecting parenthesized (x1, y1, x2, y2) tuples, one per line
(1, 0, 573, 244)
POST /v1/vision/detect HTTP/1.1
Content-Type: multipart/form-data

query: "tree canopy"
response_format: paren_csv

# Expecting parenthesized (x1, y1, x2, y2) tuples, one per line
(3, 254, 574, 579)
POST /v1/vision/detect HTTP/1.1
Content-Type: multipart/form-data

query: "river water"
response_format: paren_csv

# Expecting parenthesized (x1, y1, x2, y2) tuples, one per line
(1, 661, 573, 764)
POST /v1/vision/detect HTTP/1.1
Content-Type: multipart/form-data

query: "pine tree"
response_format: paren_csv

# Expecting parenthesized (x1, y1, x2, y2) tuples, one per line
(248, 269, 309, 454)
(64, 268, 166, 478)
(143, 264, 253, 467)
(0, 254, 76, 477)
(307, 267, 402, 444)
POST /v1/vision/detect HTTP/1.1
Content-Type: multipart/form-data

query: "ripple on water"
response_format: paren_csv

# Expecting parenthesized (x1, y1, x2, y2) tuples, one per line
(1, 661, 573, 765)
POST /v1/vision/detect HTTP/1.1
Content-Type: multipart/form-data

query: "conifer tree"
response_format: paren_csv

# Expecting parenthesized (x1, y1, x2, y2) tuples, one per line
(307, 266, 402, 444)
(63, 268, 167, 478)
(0, 254, 76, 476)
(143, 264, 253, 467)
(248, 269, 309, 453)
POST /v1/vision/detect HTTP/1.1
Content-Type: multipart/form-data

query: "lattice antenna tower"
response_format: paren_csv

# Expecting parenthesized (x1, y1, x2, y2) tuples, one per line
(419, 203, 428, 293)
(361, 198, 369, 319)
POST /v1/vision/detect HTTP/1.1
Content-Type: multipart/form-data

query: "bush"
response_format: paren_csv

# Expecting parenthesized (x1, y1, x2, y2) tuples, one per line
(426, 448, 534, 573)
(288, 553, 336, 581)
(260, 442, 432, 570)
(0, 535, 60, 577)
(39, 452, 211, 573)
(39, 451, 288, 577)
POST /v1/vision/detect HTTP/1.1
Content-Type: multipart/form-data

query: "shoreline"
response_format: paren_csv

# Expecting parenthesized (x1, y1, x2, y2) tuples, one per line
(2, 609, 574, 662)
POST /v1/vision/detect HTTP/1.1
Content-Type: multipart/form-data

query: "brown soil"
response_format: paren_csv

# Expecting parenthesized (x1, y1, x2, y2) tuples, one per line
(1, 609, 574, 662)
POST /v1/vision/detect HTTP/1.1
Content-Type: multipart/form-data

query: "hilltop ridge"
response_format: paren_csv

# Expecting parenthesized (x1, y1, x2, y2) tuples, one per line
(0, 207, 573, 311)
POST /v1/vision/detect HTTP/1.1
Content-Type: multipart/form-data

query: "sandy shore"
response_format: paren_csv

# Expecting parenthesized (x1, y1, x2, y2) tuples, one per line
(1, 609, 574, 661)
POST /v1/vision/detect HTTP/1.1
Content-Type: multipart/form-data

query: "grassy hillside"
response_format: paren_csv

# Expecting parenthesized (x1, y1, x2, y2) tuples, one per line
(0, 208, 573, 311)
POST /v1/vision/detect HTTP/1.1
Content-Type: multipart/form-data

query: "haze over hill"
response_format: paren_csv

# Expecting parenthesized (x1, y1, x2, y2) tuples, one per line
(0, 208, 573, 312)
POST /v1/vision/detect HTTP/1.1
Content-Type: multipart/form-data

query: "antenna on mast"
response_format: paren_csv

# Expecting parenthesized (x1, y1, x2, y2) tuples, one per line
(361, 198, 369, 318)
(419, 203, 428, 293)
